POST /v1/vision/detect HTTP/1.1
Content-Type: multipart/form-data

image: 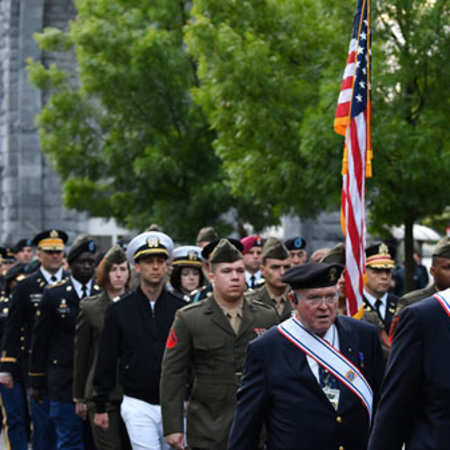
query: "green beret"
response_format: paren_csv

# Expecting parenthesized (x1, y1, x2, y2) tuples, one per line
(263, 237, 290, 260)
(320, 243, 345, 265)
(433, 237, 450, 259)
(209, 239, 243, 264)
(104, 244, 127, 265)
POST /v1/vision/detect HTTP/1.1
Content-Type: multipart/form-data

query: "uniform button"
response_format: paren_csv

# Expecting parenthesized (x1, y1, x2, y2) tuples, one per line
(336, 416, 343, 423)
(339, 446, 345, 450)
(20, 336, 25, 341)
(53, 359, 58, 364)
(20, 346, 25, 350)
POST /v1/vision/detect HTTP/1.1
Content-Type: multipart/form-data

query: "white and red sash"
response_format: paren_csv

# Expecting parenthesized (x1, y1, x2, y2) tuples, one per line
(434, 289, 450, 318)
(277, 316, 373, 423)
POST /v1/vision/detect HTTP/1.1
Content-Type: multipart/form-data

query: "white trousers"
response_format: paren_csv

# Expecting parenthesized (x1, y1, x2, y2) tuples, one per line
(121, 395, 171, 450)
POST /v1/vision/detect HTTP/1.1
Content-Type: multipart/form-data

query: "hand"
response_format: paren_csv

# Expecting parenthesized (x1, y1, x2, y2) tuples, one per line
(93, 412, 109, 429)
(165, 433, 184, 450)
(30, 387, 43, 403)
(0, 374, 13, 389)
(75, 401, 88, 420)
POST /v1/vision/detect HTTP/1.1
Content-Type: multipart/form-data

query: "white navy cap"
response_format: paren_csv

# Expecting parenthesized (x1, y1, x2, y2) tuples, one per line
(172, 246, 203, 267)
(126, 232, 174, 265)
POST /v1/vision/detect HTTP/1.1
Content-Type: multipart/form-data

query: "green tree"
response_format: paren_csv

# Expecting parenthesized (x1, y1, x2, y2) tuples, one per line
(186, 0, 353, 220)
(188, 0, 450, 291)
(29, 0, 275, 241)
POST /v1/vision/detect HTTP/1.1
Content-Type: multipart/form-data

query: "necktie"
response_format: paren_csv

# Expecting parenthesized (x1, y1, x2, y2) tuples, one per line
(250, 275, 256, 289)
(81, 285, 88, 299)
(226, 311, 240, 334)
(375, 298, 383, 318)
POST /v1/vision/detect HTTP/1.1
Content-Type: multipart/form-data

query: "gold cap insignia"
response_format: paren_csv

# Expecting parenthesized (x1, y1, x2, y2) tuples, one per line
(50, 230, 59, 238)
(147, 237, 159, 248)
(329, 267, 338, 281)
(378, 243, 389, 256)
(188, 250, 199, 261)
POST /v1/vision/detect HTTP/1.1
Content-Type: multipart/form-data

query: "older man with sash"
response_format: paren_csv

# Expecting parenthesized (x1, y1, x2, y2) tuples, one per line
(228, 262, 385, 450)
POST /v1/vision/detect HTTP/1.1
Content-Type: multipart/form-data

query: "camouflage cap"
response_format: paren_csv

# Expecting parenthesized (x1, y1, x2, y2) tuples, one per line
(263, 237, 290, 260)
(433, 236, 450, 259)
(320, 243, 345, 265)
(209, 239, 243, 264)
(104, 244, 127, 265)
(196, 226, 219, 245)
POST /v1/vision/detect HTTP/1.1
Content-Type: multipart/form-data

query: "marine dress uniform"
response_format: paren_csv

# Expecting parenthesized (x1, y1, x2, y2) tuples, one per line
(161, 239, 278, 450)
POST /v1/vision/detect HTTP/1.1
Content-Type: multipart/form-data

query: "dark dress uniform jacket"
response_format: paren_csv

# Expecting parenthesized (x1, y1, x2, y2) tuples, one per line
(29, 278, 101, 401)
(228, 316, 385, 450)
(369, 296, 450, 450)
(0, 270, 68, 381)
(245, 284, 292, 322)
(93, 287, 185, 410)
(161, 296, 279, 450)
(73, 292, 124, 404)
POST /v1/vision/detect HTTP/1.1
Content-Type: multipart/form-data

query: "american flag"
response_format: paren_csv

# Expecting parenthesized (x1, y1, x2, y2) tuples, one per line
(334, 0, 372, 317)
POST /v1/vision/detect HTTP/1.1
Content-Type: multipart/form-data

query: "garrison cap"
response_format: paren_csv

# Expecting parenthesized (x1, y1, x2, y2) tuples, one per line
(4, 263, 27, 284)
(126, 231, 174, 265)
(145, 224, 163, 232)
(263, 237, 290, 260)
(67, 235, 97, 264)
(201, 238, 243, 261)
(284, 236, 307, 251)
(32, 229, 68, 251)
(365, 243, 395, 269)
(433, 236, 450, 259)
(13, 238, 33, 253)
(241, 235, 264, 255)
(320, 243, 345, 265)
(209, 239, 243, 264)
(172, 246, 203, 268)
(196, 226, 219, 245)
(282, 262, 344, 289)
(104, 244, 127, 265)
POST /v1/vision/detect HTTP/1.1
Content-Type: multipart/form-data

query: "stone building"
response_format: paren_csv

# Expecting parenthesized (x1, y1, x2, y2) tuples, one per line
(0, 0, 130, 249)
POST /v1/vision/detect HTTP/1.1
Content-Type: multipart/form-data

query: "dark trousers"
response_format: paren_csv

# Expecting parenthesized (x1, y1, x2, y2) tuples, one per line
(88, 403, 131, 450)
(0, 383, 28, 450)
(30, 394, 57, 450)
(49, 400, 84, 450)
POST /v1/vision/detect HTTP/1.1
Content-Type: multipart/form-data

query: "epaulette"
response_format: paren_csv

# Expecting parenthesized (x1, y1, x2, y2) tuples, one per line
(181, 301, 205, 312)
(183, 295, 191, 303)
(189, 286, 207, 297)
(112, 291, 133, 303)
(48, 279, 68, 289)
(251, 299, 274, 310)
(256, 278, 266, 287)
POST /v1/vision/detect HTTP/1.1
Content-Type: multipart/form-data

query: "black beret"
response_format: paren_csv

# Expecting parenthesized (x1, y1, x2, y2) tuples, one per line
(67, 236, 97, 264)
(4, 263, 27, 284)
(282, 262, 344, 289)
(284, 237, 307, 251)
(201, 238, 243, 261)
(13, 238, 34, 253)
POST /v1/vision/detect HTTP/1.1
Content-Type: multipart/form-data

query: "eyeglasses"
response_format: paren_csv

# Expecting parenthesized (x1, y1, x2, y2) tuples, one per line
(295, 292, 339, 307)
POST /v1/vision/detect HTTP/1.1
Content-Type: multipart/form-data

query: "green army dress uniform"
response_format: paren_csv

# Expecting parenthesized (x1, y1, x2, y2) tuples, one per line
(160, 295, 278, 450)
(245, 285, 292, 322)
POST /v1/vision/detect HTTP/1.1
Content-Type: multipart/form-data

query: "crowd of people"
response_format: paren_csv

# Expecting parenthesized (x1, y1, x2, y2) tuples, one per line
(0, 225, 449, 450)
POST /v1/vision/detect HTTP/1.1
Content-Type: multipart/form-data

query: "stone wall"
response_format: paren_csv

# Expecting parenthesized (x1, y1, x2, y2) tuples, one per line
(0, 0, 85, 245)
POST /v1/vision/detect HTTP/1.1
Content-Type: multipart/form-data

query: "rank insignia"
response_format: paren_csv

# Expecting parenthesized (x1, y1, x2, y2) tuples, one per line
(147, 237, 159, 248)
(329, 267, 338, 282)
(166, 328, 178, 349)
